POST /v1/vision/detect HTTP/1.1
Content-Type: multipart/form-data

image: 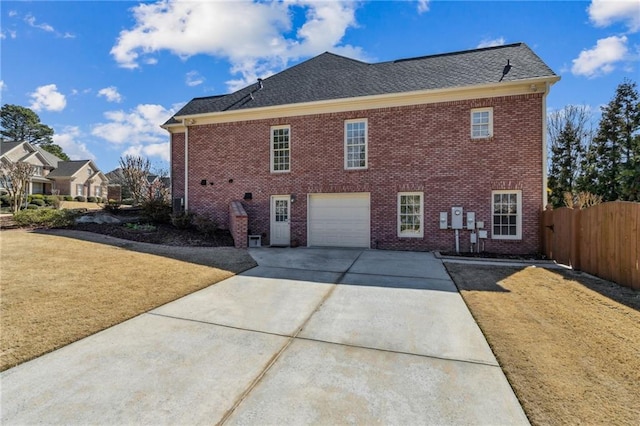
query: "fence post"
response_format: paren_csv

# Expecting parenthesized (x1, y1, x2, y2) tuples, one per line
(571, 208, 581, 271)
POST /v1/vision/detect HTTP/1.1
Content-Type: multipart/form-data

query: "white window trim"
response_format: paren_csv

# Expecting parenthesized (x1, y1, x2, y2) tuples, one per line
(270, 125, 291, 173)
(76, 184, 84, 196)
(344, 118, 368, 170)
(491, 190, 522, 240)
(397, 192, 424, 238)
(471, 107, 493, 139)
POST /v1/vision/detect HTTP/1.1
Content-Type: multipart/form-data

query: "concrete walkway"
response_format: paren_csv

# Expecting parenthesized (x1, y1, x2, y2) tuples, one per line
(1, 248, 528, 425)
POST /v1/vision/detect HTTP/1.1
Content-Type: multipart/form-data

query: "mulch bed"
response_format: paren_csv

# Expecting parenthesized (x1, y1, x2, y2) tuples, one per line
(72, 222, 235, 247)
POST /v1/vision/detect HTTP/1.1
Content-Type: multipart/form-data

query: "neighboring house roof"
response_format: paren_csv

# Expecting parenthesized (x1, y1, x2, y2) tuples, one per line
(46, 160, 108, 183)
(34, 146, 63, 168)
(166, 42, 557, 125)
(46, 160, 89, 178)
(0, 141, 23, 156)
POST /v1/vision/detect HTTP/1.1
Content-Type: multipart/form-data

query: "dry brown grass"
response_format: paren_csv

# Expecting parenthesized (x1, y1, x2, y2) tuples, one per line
(445, 263, 640, 426)
(0, 230, 255, 371)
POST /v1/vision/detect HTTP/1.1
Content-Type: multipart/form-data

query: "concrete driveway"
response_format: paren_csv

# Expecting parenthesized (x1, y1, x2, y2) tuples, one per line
(1, 248, 528, 425)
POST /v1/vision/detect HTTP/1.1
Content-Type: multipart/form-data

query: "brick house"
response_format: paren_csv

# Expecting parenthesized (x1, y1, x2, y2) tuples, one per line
(163, 43, 559, 253)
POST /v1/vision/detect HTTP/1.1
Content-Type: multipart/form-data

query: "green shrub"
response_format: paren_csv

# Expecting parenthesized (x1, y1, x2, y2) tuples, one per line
(103, 201, 121, 214)
(13, 208, 80, 228)
(121, 198, 134, 205)
(26, 204, 39, 209)
(141, 199, 172, 224)
(64, 195, 74, 201)
(31, 199, 46, 207)
(87, 196, 96, 202)
(74, 195, 86, 202)
(193, 214, 218, 237)
(170, 211, 195, 229)
(0, 195, 10, 207)
(44, 195, 57, 205)
(28, 194, 44, 202)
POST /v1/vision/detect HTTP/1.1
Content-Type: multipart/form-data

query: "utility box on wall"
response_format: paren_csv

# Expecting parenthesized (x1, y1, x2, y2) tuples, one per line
(466, 212, 476, 230)
(439, 212, 448, 229)
(451, 207, 463, 229)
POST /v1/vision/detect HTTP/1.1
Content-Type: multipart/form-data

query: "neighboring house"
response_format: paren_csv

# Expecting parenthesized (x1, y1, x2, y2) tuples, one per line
(0, 141, 108, 197)
(163, 43, 559, 254)
(105, 168, 171, 201)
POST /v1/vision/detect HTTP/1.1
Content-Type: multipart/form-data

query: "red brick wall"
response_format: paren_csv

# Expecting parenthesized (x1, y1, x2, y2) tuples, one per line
(229, 200, 248, 249)
(170, 93, 544, 254)
(171, 132, 185, 200)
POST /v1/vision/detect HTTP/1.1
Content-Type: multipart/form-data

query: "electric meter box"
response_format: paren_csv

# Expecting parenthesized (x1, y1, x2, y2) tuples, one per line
(451, 207, 463, 229)
(439, 212, 448, 229)
(466, 212, 476, 230)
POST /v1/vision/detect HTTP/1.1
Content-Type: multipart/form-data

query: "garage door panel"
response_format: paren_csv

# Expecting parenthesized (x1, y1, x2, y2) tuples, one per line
(308, 193, 370, 248)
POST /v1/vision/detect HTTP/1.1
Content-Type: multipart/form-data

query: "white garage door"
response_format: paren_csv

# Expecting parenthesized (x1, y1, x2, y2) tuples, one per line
(308, 193, 370, 248)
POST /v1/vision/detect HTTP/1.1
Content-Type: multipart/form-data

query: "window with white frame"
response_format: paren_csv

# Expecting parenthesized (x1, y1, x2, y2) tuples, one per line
(345, 119, 367, 169)
(33, 166, 43, 176)
(270, 125, 290, 172)
(76, 184, 84, 196)
(87, 167, 93, 176)
(471, 107, 493, 138)
(492, 190, 522, 239)
(398, 192, 424, 238)
(95, 186, 102, 197)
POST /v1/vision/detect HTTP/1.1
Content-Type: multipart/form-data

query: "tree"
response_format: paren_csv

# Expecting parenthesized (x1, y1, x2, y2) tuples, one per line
(547, 105, 592, 208)
(118, 155, 171, 205)
(1, 104, 54, 145)
(0, 161, 36, 213)
(580, 80, 640, 201)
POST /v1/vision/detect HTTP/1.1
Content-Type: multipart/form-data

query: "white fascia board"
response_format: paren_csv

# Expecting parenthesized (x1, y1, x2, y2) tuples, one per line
(172, 76, 561, 127)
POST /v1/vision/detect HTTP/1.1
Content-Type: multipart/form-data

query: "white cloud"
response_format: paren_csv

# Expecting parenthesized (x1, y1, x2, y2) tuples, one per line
(52, 126, 96, 161)
(97, 86, 123, 103)
(571, 35, 628, 77)
(111, 0, 364, 91)
(588, 0, 640, 32)
(92, 105, 169, 145)
(29, 84, 67, 112)
(0, 80, 6, 91)
(417, 0, 430, 14)
(122, 143, 170, 163)
(185, 71, 204, 87)
(1, 29, 17, 39)
(25, 14, 54, 32)
(477, 37, 506, 48)
(9, 10, 18, 18)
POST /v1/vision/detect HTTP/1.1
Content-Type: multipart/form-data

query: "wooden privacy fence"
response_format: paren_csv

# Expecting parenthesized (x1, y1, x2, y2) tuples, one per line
(541, 201, 639, 289)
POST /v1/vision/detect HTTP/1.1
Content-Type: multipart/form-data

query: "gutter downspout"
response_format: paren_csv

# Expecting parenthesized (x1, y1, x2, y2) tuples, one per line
(541, 81, 550, 210)
(182, 119, 189, 211)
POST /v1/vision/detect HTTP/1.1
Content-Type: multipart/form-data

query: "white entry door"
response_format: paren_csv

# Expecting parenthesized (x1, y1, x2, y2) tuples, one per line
(270, 195, 291, 246)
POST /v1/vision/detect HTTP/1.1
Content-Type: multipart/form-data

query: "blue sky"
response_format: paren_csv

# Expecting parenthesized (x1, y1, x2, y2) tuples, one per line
(1, 0, 638, 173)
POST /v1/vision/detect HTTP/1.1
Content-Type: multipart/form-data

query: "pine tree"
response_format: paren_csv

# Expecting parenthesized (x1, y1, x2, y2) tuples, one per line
(581, 80, 640, 201)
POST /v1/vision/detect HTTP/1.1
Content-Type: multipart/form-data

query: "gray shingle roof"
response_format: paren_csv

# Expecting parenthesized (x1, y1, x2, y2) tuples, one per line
(166, 42, 556, 125)
(46, 160, 89, 178)
(34, 146, 63, 167)
(0, 141, 23, 155)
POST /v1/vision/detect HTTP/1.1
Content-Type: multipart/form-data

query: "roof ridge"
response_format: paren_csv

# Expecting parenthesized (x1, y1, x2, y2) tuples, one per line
(392, 42, 525, 64)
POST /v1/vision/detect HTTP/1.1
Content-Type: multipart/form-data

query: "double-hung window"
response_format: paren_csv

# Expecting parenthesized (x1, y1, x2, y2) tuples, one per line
(398, 192, 424, 238)
(270, 125, 290, 173)
(492, 190, 522, 239)
(471, 107, 493, 138)
(344, 119, 367, 169)
(76, 184, 84, 196)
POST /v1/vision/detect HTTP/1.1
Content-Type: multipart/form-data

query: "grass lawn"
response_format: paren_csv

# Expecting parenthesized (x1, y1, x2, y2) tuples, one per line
(445, 263, 640, 426)
(0, 230, 256, 371)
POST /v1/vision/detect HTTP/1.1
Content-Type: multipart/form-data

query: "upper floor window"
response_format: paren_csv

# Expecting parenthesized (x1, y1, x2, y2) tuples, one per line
(34, 166, 43, 176)
(270, 125, 290, 173)
(87, 167, 93, 176)
(398, 192, 424, 238)
(471, 107, 493, 138)
(345, 119, 368, 169)
(492, 190, 522, 239)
